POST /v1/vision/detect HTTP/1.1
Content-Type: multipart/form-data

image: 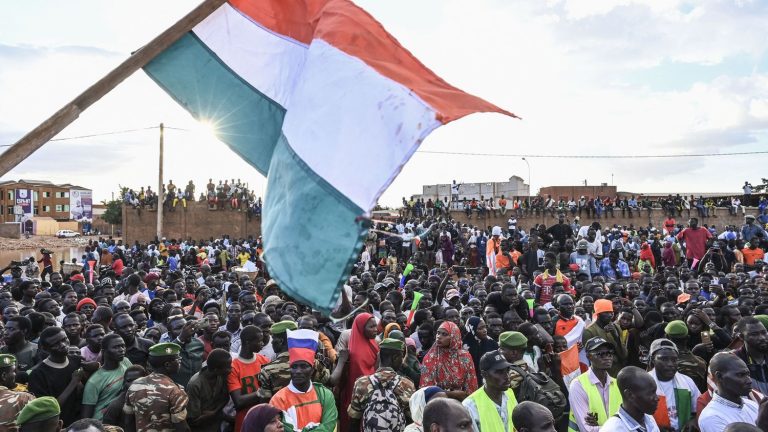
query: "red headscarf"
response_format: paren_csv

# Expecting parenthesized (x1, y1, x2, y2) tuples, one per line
(340, 313, 380, 432)
(419, 321, 478, 393)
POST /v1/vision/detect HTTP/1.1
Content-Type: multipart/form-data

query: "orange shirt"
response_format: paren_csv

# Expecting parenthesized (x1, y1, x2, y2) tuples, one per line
(742, 247, 765, 266)
(228, 354, 271, 432)
(270, 385, 325, 430)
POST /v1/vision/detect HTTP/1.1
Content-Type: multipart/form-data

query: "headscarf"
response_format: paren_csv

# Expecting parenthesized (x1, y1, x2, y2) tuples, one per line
(383, 322, 401, 339)
(242, 404, 281, 432)
(341, 313, 380, 431)
(462, 316, 498, 383)
(129, 292, 149, 306)
(420, 321, 478, 393)
(407, 386, 445, 431)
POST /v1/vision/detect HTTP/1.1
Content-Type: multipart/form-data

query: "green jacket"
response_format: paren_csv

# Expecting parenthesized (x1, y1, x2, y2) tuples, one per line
(282, 383, 338, 432)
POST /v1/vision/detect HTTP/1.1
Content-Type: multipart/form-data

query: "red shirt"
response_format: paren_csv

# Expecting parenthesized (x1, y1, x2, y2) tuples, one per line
(676, 228, 712, 260)
(534, 272, 572, 304)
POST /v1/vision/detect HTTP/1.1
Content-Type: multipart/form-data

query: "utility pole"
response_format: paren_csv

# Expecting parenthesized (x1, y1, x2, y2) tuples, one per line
(157, 123, 164, 239)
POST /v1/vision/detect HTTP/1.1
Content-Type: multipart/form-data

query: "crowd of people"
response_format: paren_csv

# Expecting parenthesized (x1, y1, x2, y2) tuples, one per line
(123, 179, 262, 215)
(2, 201, 768, 432)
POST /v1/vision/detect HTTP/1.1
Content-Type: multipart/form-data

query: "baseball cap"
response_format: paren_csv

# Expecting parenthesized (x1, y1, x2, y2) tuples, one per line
(445, 289, 460, 301)
(584, 337, 614, 353)
(479, 351, 513, 371)
(649, 338, 678, 358)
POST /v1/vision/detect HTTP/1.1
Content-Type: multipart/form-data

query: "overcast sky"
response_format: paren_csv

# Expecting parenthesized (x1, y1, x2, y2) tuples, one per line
(1, 0, 767, 207)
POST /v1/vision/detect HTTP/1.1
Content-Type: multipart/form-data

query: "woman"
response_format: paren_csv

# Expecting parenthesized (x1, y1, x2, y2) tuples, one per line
(462, 317, 498, 384)
(420, 321, 478, 400)
(338, 312, 379, 432)
(242, 403, 284, 432)
(404, 386, 447, 432)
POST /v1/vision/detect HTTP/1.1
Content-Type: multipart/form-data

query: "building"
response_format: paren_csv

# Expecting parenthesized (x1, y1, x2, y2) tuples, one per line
(413, 176, 529, 203)
(0, 179, 92, 223)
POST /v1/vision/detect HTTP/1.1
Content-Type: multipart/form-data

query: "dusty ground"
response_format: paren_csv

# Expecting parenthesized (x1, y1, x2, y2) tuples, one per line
(0, 235, 92, 251)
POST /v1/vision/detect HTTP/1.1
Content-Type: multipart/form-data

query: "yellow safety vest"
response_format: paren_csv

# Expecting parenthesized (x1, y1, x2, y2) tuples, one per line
(567, 372, 622, 432)
(467, 387, 518, 432)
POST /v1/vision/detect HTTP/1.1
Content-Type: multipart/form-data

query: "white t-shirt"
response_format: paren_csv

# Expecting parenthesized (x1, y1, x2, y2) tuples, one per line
(655, 373, 700, 431)
(508, 218, 517, 230)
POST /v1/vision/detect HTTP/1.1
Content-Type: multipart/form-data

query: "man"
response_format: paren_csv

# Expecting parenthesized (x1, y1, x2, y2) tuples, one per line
(423, 398, 473, 432)
(349, 338, 415, 431)
(698, 353, 758, 432)
(535, 252, 572, 307)
(113, 313, 153, 368)
(554, 294, 585, 349)
(570, 240, 598, 281)
(16, 396, 62, 432)
(646, 338, 699, 431)
(0, 354, 35, 430)
(28, 327, 86, 426)
(581, 300, 626, 377)
(1, 317, 37, 380)
(733, 317, 768, 395)
(220, 302, 243, 354)
(463, 351, 518, 432)
(270, 329, 337, 431)
(124, 343, 190, 432)
(166, 316, 204, 387)
(187, 348, 233, 432)
(567, 337, 622, 432)
(664, 320, 707, 393)
(600, 366, 660, 432)
(498, 331, 529, 393)
(257, 321, 329, 402)
(599, 249, 631, 281)
(741, 215, 768, 243)
(676, 218, 712, 267)
(82, 334, 132, 420)
(512, 401, 557, 432)
(229, 325, 270, 432)
(81, 324, 105, 363)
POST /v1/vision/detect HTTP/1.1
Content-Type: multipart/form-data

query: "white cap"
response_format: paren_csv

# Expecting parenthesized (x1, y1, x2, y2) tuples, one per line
(492, 226, 502, 236)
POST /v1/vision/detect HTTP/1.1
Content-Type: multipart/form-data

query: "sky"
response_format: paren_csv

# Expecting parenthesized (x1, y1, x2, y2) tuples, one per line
(1, 0, 767, 207)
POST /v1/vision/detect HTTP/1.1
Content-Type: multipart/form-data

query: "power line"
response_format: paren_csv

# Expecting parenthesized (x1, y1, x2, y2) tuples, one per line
(415, 150, 768, 159)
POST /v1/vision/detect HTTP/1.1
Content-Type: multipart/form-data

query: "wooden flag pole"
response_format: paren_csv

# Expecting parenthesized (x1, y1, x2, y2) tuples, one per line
(0, 0, 227, 177)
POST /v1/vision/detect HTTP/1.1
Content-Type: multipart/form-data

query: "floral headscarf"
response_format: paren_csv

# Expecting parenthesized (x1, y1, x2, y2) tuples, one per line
(419, 321, 478, 393)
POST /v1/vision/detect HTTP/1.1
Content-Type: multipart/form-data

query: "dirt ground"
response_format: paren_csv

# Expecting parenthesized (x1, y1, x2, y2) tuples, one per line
(0, 235, 92, 251)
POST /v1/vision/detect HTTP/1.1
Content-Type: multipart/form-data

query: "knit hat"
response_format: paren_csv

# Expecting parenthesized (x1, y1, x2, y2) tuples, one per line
(664, 320, 688, 338)
(499, 331, 527, 349)
(287, 329, 318, 365)
(76, 298, 97, 311)
(270, 320, 298, 335)
(16, 396, 60, 425)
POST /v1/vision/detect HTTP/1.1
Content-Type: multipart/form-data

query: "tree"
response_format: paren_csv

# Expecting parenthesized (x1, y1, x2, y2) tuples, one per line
(753, 178, 768, 193)
(101, 199, 122, 225)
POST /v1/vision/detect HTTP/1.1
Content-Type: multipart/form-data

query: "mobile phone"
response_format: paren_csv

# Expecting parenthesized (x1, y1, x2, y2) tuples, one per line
(701, 331, 712, 345)
(195, 317, 209, 332)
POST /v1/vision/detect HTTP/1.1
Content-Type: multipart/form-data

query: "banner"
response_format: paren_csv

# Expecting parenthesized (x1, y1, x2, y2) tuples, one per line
(14, 189, 33, 220)
(70, 189, 92, 221)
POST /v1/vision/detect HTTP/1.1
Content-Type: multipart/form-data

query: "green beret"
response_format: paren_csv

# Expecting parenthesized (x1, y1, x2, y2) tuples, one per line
(388, 330, 406, 342)
(0, 354, 16, 368)
(149, 342, 181, 357)
(379, 338, 405, 351)
(270, 320, 298, 335)
(756, 315, 768, 331)
(499, 331, 528, 349)
(16, 396, 60, 425)
(664, 320, 688, 338)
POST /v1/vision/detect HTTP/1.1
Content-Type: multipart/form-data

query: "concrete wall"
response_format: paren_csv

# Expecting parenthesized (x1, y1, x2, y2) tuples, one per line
(123, 202, 262, 243)
(446, 207, 758, 231)
(0, 223, 20, 239)
(539, 185, 618, 200)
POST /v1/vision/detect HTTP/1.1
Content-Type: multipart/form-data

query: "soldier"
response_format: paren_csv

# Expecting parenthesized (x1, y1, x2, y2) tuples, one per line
(664, 320, 708, 392)
(123, 343, 190, 432)
(0, 354, 36, 430)
(15, 396, 61, 432)
(256, 320, 329, 401)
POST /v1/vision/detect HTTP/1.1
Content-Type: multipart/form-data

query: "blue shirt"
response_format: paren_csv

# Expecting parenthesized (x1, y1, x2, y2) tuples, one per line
(599, 258, 630, 280)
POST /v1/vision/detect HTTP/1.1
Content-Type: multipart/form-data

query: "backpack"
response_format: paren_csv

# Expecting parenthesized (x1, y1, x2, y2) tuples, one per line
(510, 364, 567, 421)
(362, 374, 406, 432)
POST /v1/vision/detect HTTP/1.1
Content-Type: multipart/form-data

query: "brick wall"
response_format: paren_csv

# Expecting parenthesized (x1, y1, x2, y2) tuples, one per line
(123, 202, 261, 243)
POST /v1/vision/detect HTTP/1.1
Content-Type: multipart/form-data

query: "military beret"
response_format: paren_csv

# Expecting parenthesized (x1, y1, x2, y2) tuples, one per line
(0, 354, 16, 367)
(16, 396, 60, 425)
(756, 315, 768, 331)
(379, 338, 405, 351)
(149, 342, 181, 357)
(499, 331, 528, 349)
(270, 320, 298, 335)
(664, 320, 688, 337)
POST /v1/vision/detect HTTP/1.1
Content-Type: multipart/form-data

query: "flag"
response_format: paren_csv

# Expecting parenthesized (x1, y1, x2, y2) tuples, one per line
(560, 344, 581, 387)
(406, 291, 424, 327)
(143, 0, 515, 313)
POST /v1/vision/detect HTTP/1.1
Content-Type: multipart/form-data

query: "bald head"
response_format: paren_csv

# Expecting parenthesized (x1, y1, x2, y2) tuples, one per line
(512, 401, 556, 432)
(710, 352, 752, 398)
(724, 423, 761, 432)
(617, 366, 656, 393)
(710, 351, 741, 375)
(423, 398, 472, 432)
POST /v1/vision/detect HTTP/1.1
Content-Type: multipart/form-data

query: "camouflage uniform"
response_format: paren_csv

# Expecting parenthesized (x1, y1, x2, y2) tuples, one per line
(123, 372, 188, 432)
(677, 348, 708, 392)
(0, 385, 35, 431)
(255, 351, 330, 400)
(347, 367, 415, 422)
